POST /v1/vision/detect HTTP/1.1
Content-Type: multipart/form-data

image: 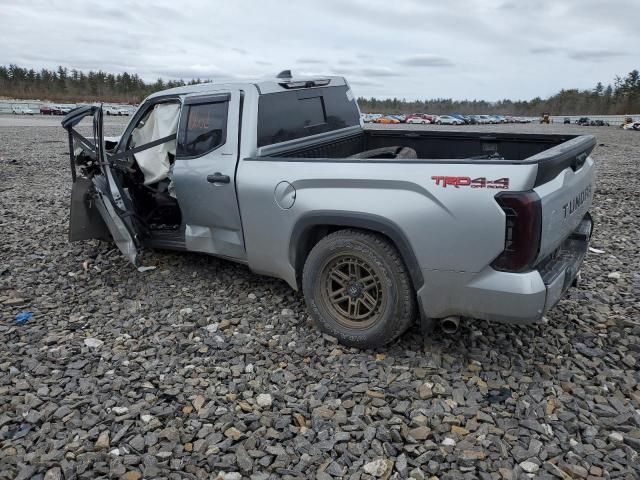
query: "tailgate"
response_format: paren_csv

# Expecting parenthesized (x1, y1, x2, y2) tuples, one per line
(531, 135, 596, 263)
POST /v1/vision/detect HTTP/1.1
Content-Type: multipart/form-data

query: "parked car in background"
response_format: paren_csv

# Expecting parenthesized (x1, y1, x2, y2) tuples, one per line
(406, 114, 432, 124)
(105, 106, 122, 116)
(621, 116, 634, 128)
(576, 117, 590, 126)
(477, 115, 492, 124)
(435, 115, 464, 125)
(406, 116, 430, 124)
(460, 115, 476, 124)
(590, 119, 610, 127)
(40, 104, 55, 115)
(361, 113, 382, 123)
(564, 117, 571, 124)
(53, 105, 73, 115)
(374, 116, 401, 124)
(12, 106, 35, 115)
(421, 114, 437, 123)
(360, 113, 372, 123)
(450, 114, 468, 124)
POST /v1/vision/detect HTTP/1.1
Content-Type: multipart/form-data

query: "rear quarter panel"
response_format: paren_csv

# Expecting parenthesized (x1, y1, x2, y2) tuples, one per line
(236, 159, 538, 289)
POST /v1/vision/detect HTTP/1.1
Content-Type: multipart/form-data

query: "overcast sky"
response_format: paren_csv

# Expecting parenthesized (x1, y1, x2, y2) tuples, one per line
(2, 0, 638, 101)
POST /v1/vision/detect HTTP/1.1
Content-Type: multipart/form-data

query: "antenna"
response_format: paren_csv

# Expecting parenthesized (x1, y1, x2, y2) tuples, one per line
(276, 70, 292, 79)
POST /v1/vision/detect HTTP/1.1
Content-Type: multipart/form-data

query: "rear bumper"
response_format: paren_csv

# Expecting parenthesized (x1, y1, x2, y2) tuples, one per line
(537, 213, 592, 314)
(417, 214, 592, 324)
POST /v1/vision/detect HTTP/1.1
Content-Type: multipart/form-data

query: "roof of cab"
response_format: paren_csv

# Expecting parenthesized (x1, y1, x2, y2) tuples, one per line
(147, 74, 347, 100)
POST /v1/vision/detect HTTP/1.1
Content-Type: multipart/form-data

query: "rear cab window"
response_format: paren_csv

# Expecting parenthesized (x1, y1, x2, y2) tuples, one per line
(177, 95, 229, 158)
(257, 85, 360, 147)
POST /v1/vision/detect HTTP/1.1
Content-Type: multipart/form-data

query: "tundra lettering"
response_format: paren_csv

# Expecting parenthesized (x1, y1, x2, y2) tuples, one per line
(563, 184, 592, 218)
(62, 71, 596, 349)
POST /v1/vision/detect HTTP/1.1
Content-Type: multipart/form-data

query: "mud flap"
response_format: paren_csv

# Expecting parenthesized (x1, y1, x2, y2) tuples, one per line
(69, 177, 111, 242)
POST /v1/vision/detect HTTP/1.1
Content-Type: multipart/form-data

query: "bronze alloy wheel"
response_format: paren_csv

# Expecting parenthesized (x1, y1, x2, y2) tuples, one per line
(302, 229, 416, 347)
(319, 254, 386, 329)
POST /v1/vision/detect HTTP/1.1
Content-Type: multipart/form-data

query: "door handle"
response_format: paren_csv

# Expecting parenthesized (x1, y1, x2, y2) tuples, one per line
(207, 173, 230, 184)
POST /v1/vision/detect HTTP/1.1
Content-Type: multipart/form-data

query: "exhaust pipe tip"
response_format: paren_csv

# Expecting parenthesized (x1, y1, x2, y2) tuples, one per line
(440, 316, 460, 334)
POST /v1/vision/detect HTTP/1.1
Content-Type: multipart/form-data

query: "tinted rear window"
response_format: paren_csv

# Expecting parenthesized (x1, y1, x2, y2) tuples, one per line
(257, 85, 360, 147)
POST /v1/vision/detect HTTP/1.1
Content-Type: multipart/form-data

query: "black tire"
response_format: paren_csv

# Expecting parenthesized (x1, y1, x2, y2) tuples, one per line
(302, 229, 416, 348)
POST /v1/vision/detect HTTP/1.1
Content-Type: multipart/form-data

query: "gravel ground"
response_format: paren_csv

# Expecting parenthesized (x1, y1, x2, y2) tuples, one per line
(1, 118, 639, 480)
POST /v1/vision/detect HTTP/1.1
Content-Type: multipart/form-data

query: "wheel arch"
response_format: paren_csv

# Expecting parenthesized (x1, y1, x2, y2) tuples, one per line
(289, 211, 424, 291)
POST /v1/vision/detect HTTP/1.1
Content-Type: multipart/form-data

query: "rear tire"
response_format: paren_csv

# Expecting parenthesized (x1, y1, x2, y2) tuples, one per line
(302, 229, 416, 348)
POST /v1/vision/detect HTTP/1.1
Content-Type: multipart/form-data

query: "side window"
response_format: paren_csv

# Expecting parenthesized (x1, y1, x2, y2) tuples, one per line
(176, 100, 228, 158)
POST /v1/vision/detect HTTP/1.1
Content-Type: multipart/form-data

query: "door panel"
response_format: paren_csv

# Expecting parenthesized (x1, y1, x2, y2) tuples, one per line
(62, 105, 141, 265)
(172, 90, 246, 260)
(69, 176, 111, 242)
(93, 177, 140, 264)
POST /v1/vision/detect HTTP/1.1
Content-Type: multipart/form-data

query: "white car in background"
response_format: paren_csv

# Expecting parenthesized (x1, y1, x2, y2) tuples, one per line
(12, 106, 35, 115)
(436, 115, 464, 125)
(361, 113, 382, 123)
(407, 116, 431, 124)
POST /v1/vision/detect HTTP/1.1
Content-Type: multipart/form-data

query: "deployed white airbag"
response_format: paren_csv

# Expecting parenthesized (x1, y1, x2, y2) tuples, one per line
(131, 103, 180, 185)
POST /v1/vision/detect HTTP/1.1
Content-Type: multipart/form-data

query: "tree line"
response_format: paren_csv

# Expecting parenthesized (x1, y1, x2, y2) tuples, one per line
(0, 64, 639, 114)
(358, 69, 640, 115)
(0, 65, 209, 104)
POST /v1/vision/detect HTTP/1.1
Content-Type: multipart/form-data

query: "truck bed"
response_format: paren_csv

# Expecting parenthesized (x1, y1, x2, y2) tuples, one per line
(258, 128, 596, 187)
(263, 129, 578, 161)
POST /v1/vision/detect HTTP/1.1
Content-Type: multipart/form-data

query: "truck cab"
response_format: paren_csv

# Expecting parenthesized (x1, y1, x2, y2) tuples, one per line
(64, 73, 361, 263)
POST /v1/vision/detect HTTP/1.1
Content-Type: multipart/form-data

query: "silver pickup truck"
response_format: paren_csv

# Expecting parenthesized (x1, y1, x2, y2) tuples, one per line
(62, 71, 596, 348)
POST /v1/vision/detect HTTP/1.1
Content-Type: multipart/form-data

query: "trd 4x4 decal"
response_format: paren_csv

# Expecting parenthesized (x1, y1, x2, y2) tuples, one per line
(431, 176, 510, 189)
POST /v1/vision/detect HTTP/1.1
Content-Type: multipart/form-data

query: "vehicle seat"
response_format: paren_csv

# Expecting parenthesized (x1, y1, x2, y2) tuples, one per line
(142, 180, 181, 227)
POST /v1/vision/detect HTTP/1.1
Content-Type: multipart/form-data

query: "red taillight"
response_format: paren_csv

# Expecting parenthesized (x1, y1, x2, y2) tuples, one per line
(491, 191, 542, 272)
